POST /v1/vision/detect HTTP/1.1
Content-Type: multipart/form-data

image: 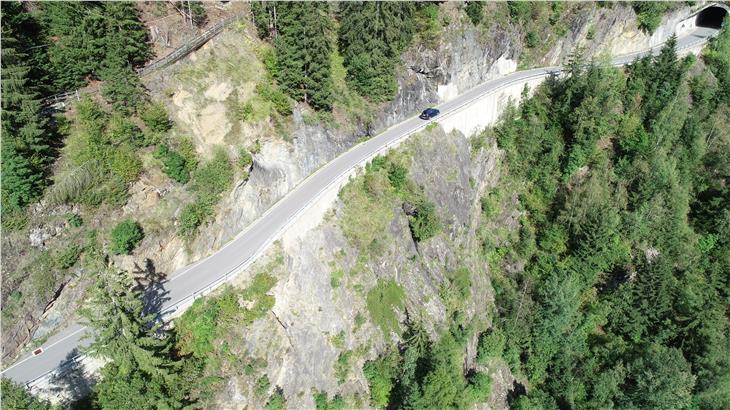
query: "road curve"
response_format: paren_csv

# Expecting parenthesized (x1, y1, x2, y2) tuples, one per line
(1, 26, 719, 387)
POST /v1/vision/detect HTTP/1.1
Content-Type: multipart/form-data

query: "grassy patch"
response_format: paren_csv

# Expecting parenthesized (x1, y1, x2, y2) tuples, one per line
(175, 272, 277, 358)
(335, 351, 353, 384)
(178, 147, 234, 239)
(330, 269, 345, 288)
(366, 279, 405, 336)
(331, 51, 374, 127)
(339, 164, 396, 252)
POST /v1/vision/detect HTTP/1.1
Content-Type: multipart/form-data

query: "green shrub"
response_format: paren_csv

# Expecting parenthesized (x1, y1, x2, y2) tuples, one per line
(155, 145, 189, 184)
(270, 89, 293, 117)
(110, 219, 144, 255)
(314, 392, 328, 410)
(238, 147, 253, 170)
(238, 101, 255, 121)
(450, 268, 471, 300)
(387, 163, 408, 192)
(0, 379, 50, 410)
(141, 102, 171, 133)
(191, 148, 233, 199)
(55, 244, 82, 270)
(508, 1, 532, 23)
(633, 2, 668, 33)
(477, 327, 506, 363)
(330, 331, 345, 348)
(256, 82, 292, 116)
(176, 297, 219, 357)
(354, 312, 366, 330)
(179, 201, 210, 238)
(480, 193, 497, 218)
(409, 200, 440, 242)
(256, 375, 271, 396)
(335, 351, 352, 384)
(465, 2, 484, 25)
(251, 139, 262, 155)
(526, 31, 539, 48)
(179, 137, 199, 174)
(416, 3, 441, 41)
(366, 279, 405, 336)
(99, 175, 130, 207)
(330, 269, 345, 288)
(100, 64, 144, 115)
(465, 372, 492, 403)
(106, 114, 145, 147)
(363, 351, 399, 408)
(266, 388, 286, 410)
(239, 273, 277, 324)
(67, 213, 83, 227)
(314, 392, 345, 410)
(110, 147, 142, 183)
(261, 47, 279, 80)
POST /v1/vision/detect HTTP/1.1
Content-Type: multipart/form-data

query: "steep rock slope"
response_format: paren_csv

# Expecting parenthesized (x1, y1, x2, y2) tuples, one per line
(200, 127, 505, 409)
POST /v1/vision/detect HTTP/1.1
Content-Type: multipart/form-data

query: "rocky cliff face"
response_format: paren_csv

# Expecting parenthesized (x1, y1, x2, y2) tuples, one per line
(211, 127, 502, 409)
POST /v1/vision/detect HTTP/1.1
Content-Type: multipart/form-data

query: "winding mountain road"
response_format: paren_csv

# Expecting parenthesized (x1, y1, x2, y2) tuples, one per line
(1, 26, 719, 388)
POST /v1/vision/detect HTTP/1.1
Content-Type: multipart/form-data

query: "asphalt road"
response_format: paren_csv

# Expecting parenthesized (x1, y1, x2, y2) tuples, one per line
(1, 26, 718, 386)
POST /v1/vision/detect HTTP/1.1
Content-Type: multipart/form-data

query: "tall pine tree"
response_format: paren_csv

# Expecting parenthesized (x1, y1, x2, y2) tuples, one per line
(1, 27, 51, 225)
(338, 2, 415, 101)
(39, 1, 150, 91)
(251, 1, 277, 40)
(81, 268, 193, 408)
(275, 2, 333, 111)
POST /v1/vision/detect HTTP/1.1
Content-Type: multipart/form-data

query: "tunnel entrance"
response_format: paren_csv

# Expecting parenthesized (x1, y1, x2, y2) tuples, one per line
(696, 6, 728, 29)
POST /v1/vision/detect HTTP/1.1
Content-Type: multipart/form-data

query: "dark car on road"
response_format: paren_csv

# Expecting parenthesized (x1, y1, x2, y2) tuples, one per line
(419, 108, 440, 120)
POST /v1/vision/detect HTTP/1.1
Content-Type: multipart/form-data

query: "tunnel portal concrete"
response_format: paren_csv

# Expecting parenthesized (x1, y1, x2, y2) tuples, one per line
(696, 4, 728, 29)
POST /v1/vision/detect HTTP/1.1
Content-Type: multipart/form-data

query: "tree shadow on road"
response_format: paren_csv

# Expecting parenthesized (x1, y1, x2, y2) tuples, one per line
(45, 348, 95, 406)
(132, 258, 171, 319)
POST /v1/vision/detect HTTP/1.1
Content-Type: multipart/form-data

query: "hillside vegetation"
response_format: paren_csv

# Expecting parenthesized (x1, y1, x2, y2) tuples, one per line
(470, 30, 730, 408)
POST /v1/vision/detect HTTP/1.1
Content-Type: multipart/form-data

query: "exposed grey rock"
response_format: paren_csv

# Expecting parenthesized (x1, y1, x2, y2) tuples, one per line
(213, 126, 501, 408)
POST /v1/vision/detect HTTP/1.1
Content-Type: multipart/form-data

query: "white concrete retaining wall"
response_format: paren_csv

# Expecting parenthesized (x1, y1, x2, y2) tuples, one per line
(440, 76, 546, 138)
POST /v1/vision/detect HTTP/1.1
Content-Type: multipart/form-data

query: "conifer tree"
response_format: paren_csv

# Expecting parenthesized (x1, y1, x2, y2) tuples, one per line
(338, 2, 415, 101)
(103, 1, 151, 67)
(39, 1, 150, 91)
(41, 2, 102, 89)
(251, 1, 277, 40)
(81, 268, 190, 408)
(275, 2, 333, 111)
(1, 30, 50, 222)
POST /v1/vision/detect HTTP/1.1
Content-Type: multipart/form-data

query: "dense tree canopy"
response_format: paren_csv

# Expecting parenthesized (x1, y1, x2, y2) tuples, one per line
(39, 1, 150, 91)
(275, 2, 334, 111)
(481, 27, 730, 409)
(1, 6, 52, 227)
(338, 2, 415, 101)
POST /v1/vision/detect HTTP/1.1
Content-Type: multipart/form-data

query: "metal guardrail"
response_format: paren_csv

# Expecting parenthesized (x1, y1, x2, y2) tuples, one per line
(41, 13, 245, 108)
(23, 29, 715, 392)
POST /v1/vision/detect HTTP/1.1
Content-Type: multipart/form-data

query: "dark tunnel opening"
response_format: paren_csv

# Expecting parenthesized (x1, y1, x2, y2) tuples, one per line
(696, 6, 728, 29)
